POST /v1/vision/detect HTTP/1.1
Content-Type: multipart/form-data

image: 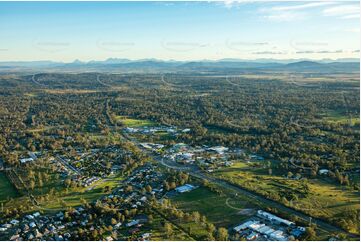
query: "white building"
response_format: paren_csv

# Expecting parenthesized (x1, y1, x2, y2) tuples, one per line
(257, 210, 295, 227)
(175, 184, 196, 193)
(20, 158, 34, 164)
(319, 169, 329, 175)
(208, 146, 229, 154)
(233, 220, 259, 232)
(126, 220, 139, 227)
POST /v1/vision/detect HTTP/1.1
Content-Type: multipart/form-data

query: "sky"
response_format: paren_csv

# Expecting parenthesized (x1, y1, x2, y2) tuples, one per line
(0, 1, 359, 62)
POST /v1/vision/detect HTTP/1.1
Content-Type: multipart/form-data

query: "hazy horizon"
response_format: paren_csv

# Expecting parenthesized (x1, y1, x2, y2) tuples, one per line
(0, 1, 359, 62)
(0, 57, 360, 64)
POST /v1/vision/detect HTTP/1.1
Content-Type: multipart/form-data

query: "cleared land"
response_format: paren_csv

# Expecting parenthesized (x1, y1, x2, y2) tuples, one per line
(320, 110, 360, 126)
(114, 115, 156, 127)
(171, 186, 256, 228)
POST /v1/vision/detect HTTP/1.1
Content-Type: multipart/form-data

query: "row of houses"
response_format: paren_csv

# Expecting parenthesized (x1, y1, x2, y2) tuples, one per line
(1, 209, 78, 241)
(54, 146, 129, 187)
(1, 167, 158, 241)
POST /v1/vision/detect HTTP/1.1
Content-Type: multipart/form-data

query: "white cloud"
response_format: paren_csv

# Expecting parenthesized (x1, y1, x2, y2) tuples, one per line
(263, 12, 305, 22)
(270, 2, 337, 12)
(323, 4, 360, 17)
(221, 0, 247, 9)
(260, 2, 359, 22)
(259, 1, 336, 22)
(223, 0, 235, 9)
(341, 14, 359, 19)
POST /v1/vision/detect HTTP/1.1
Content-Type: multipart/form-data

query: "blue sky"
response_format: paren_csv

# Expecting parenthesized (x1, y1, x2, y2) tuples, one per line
(0, 1, 359, 62)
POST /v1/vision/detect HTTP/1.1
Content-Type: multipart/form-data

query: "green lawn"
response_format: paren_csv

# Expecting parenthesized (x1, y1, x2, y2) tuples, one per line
(131, 132, 175, 143)
(0, 172, 20, 203)
(1, 172, 125, 215)
(320, 110, 360, 125)
(114, 115, 156, 127)
(24, 93, 37, 97)
(41, 172, 124, 211)
(213, 161, 360, 234)
(171, 186, 256, 228)
(87, 132, 122, 143)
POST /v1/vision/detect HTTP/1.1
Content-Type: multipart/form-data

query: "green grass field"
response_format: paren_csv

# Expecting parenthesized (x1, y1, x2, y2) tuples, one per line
(1, 171, 125, 216)
(213, 161, 360, 233)
(87, 132, 122, 143)
(171, 186, 256, 228)
(131, 132, 175, 143)
(0, 172, 20, 203)
(24, 93, 37, 97)
(320, 110, 360, 125)
(40, 172, 124, 211)
(114, 115, 156, 127)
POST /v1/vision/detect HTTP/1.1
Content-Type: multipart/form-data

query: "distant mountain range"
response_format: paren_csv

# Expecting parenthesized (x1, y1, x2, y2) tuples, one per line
(0, 58, 359, 73)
